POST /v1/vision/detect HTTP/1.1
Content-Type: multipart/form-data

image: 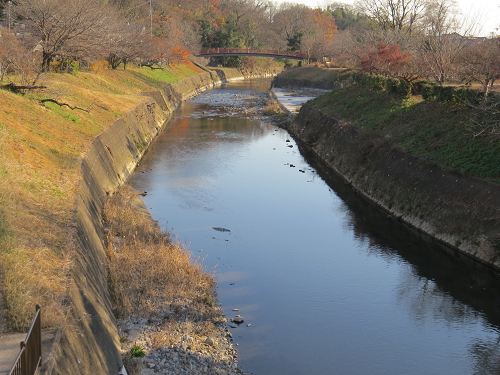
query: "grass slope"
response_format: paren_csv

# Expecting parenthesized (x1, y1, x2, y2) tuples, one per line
(0, 63, 205, 330)
(309, 84, 500, 183)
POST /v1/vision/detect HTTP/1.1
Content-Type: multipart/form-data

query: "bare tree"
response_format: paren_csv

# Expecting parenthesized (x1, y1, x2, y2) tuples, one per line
(272, 3, 312, 49)
(0, 28, 41, 84)
(456, 38, 500, 93)
(355, 0, 426, 34)
(14, 0, 106, 71)
(413, 0, 480, 84)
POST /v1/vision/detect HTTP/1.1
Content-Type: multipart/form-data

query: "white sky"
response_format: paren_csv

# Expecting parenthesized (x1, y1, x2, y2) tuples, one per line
(271, 0, 500, 36)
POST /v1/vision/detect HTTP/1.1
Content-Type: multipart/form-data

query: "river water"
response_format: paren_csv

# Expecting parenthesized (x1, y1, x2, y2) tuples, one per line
(130, 79, 500, 375)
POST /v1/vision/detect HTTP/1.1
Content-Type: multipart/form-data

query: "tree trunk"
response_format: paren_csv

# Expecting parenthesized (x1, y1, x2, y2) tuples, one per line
(42, 52, 52, 72)
(0, 63, 10, 82)
(483, 79, 489, 95)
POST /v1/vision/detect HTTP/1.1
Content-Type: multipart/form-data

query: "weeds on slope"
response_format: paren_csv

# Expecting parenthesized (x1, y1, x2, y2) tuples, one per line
(103, 186, 217, 320)
(310, 85, 500, 182)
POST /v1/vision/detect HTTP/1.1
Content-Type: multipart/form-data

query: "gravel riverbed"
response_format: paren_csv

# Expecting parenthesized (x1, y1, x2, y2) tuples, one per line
(118, 308, 245, 375)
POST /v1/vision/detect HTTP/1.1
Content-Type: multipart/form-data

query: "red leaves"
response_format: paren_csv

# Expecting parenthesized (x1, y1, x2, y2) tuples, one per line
(360, 43, 411, 76)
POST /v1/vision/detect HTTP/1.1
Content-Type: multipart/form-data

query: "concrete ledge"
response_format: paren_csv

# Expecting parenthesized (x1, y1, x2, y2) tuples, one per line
(48, 69, 278, 375)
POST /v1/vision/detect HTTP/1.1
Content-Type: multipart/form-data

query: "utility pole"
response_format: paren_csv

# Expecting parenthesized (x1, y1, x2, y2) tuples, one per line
(149, 0, 153, 37)
(7, 1, 12, 32)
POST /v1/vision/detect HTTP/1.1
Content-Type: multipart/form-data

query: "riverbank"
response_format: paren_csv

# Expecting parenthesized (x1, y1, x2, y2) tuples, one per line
(272, 67, 500, 270)
(104, 186, 241, 375)
(0, 63, 281, 374)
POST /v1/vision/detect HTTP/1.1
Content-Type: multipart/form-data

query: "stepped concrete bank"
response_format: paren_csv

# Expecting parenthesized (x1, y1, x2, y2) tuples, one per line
(277, 97, 500, 271)
(46, 68, 271, 375)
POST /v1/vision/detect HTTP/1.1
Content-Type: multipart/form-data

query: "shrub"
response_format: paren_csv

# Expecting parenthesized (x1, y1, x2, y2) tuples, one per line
(434, 86, 455, 102)
(397, 81, 411, 99)
(421, 85, 435, 101)
(370, 75, 386, 90)
(454, 88, 484, 106)
(386, 78, 400, 93)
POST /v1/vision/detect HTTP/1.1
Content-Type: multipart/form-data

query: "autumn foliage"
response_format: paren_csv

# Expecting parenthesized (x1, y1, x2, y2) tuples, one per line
(360, 43, 411, 76)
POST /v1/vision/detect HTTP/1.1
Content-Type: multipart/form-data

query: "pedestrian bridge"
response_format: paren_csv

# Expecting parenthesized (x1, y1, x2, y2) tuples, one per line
(195, 49, 306, 60)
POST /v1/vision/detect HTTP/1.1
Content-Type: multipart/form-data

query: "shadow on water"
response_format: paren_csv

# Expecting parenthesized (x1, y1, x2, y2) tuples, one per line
(297, 142, 500, 323)
(297, 143, 500, 373)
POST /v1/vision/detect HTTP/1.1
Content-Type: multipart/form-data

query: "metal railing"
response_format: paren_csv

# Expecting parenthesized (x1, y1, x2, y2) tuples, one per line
(8, 305, 42, 375)
(197, 48, 306, 59)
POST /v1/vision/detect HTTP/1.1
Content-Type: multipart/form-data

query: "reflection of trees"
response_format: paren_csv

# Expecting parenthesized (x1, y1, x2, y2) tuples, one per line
(469, 337, 500, 375)
(297, 141, 500, 371)
(395, 272, 475, 326)
(300, 143, 500, 325)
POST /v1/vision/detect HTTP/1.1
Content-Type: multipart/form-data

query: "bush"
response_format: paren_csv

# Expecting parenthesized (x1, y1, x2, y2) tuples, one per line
(454, 88, 484, 106)
(386, 78, 400, 93)
(421, 85, 435, 100)
(397, 80, 411, 99)
(370, 75, 386, 90)
(434, 86, 455, 102)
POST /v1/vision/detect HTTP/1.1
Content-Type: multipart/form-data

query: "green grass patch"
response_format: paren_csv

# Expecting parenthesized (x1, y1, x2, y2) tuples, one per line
(130, 64, 202, 89)
(42, 101, 80, 123)
(279, 66, 353, 83)
(310, 85, 500, 182)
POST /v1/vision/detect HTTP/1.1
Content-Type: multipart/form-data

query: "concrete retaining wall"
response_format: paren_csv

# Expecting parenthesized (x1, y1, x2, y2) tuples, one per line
(49, 69, 249, 375)
(287, 105, 500, 271)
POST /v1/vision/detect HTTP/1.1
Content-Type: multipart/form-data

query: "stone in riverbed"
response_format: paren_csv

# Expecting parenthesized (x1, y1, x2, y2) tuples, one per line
(231, 317, 244, 324)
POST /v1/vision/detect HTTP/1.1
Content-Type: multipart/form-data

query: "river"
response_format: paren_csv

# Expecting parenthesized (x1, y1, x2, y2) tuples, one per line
(130, 78, 500, 375)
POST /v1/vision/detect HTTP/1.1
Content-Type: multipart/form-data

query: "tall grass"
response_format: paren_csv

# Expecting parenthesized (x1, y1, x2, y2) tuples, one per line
(0, 62, 209, 331)
(103, 186, 217, 320)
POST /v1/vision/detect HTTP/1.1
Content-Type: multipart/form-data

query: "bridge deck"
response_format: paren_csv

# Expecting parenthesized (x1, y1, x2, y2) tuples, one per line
(195, 49, 306, 60)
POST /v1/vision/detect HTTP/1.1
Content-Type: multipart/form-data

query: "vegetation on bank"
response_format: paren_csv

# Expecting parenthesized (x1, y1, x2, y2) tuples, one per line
(300, 68, 500, 183)
(104, 186, 233, 375)
(104, 186, 217, 320)
(0, 62, 206, 330)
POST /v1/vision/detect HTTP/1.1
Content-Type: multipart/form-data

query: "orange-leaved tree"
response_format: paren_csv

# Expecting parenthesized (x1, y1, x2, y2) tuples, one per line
(360, 43, 411, 76)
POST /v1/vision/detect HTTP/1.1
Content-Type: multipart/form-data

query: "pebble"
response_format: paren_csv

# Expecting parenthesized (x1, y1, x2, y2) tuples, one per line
(232, 317, 244, 324)
(118, 313, 243, 375)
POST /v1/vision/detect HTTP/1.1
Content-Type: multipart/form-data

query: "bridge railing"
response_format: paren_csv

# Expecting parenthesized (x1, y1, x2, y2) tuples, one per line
(8, 305, 42, 375)
(197, 49, 306, 59)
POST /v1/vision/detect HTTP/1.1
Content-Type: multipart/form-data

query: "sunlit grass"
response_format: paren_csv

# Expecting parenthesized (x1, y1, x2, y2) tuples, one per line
(0, 62, 204, 330)
(310, 85, 500, 182)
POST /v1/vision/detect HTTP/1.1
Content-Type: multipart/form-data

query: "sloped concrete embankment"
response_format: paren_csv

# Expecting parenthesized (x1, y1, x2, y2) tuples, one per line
(48, 70, 246, 375)
(288, 104, 500, 270)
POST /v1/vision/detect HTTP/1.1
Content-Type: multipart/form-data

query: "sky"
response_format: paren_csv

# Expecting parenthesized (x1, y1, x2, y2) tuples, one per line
(271, 0, 500, 36)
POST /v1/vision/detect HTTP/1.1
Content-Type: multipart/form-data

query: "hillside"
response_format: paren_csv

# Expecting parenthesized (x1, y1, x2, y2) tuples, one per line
(0, 63, 205, 331)
(276, 66, 500, 183)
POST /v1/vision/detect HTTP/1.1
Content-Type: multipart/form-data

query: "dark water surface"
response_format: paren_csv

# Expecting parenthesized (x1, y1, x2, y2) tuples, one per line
(130, 79, 500, 375)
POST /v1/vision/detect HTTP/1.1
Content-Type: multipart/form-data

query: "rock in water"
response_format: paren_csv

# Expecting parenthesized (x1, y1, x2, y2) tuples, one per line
(212, 227, 231, 233)
(231, 317, 244, 324)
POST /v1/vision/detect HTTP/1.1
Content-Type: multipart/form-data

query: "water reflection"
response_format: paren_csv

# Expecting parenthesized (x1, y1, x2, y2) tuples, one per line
(298, 139, 500, 374)
(131, 80, 500, 375)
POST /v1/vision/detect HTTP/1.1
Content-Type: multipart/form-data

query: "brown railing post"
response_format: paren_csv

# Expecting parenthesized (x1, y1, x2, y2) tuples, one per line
(8, 305, 42, 375)
(21, 342, 27, 375)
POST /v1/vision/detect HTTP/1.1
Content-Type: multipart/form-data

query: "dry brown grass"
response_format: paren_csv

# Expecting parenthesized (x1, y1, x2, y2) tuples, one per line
(103, 186, 217, 320)
(263, 98, 283, 115)
(0, 62, 206, 331)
